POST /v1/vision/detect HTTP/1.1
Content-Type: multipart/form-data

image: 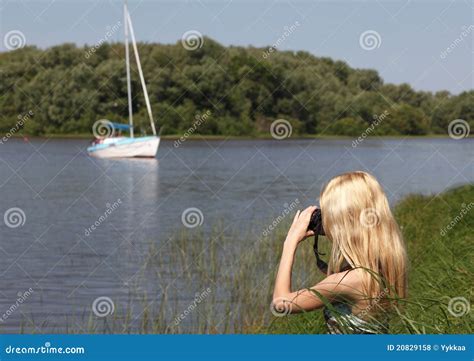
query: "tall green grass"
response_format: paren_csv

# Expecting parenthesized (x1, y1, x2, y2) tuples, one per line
(20, 185, 473, 334)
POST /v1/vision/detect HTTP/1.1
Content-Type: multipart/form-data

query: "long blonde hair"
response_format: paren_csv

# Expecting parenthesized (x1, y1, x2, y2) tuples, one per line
(320, 171, 407, 304)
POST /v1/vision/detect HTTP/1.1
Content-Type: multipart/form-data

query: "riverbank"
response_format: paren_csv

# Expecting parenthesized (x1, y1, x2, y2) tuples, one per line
(10, 133, 464, 141)
(16, 184, 472, 334)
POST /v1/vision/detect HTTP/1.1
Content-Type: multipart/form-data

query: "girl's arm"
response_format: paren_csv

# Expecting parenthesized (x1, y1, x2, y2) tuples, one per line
(272, 206, 360, 314)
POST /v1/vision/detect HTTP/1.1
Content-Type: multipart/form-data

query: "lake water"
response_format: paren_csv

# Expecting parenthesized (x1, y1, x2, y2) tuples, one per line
(0, 137, 472, 332)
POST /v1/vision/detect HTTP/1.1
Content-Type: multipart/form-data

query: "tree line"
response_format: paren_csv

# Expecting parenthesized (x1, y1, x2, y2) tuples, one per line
(1, 38, 472, 137)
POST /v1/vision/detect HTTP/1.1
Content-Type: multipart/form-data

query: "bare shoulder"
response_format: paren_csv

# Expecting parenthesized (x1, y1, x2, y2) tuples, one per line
(313, 268, 365, 298)
(329, 268, 364, 286)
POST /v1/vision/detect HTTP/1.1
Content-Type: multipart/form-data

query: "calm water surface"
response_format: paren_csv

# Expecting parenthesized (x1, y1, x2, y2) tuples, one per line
(0, 137, 472, 332)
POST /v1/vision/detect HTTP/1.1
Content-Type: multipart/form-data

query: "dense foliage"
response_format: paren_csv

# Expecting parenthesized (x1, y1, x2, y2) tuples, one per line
(1, 39, 472, 136)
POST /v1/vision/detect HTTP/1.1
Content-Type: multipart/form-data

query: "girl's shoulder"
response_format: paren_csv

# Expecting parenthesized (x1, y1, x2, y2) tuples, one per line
(323, 268, 365, 297)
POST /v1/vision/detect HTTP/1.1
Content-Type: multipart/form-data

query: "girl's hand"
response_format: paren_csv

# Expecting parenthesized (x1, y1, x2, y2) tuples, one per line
(285, 206, 317, 246)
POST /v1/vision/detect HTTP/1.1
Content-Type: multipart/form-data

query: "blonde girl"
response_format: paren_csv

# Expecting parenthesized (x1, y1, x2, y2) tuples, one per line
(272, 171, 407, 333)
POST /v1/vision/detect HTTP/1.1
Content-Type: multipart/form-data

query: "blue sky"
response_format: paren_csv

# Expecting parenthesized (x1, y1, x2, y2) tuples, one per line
(1, 0, 472, 94)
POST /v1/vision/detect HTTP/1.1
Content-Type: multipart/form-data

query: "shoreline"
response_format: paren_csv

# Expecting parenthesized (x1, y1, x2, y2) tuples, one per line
(8, 133, 464, 141)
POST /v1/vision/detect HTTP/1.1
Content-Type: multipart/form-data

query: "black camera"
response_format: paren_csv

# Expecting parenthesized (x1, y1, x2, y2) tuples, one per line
(308, 207, 351, 273)
(307, 208, 328, 273)
(307, 208, 325, 235)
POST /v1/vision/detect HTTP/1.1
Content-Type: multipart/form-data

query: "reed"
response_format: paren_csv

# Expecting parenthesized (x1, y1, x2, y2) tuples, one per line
(18, 185, 473, 334)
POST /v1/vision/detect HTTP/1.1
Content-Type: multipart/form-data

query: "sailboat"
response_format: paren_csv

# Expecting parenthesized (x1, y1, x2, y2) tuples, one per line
(87, 3, 160, 158)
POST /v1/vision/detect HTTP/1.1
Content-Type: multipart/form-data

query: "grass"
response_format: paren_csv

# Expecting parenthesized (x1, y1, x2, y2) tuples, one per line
(19, 185, 473, 334)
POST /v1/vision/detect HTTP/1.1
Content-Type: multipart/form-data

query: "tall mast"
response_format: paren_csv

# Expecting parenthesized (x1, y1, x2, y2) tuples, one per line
(124, 2, 134, 137)
(125, 7, 157, 136)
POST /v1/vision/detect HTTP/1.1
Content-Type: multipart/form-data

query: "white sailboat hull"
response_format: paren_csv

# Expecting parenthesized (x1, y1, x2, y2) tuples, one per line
(88, 136, 160, 159)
